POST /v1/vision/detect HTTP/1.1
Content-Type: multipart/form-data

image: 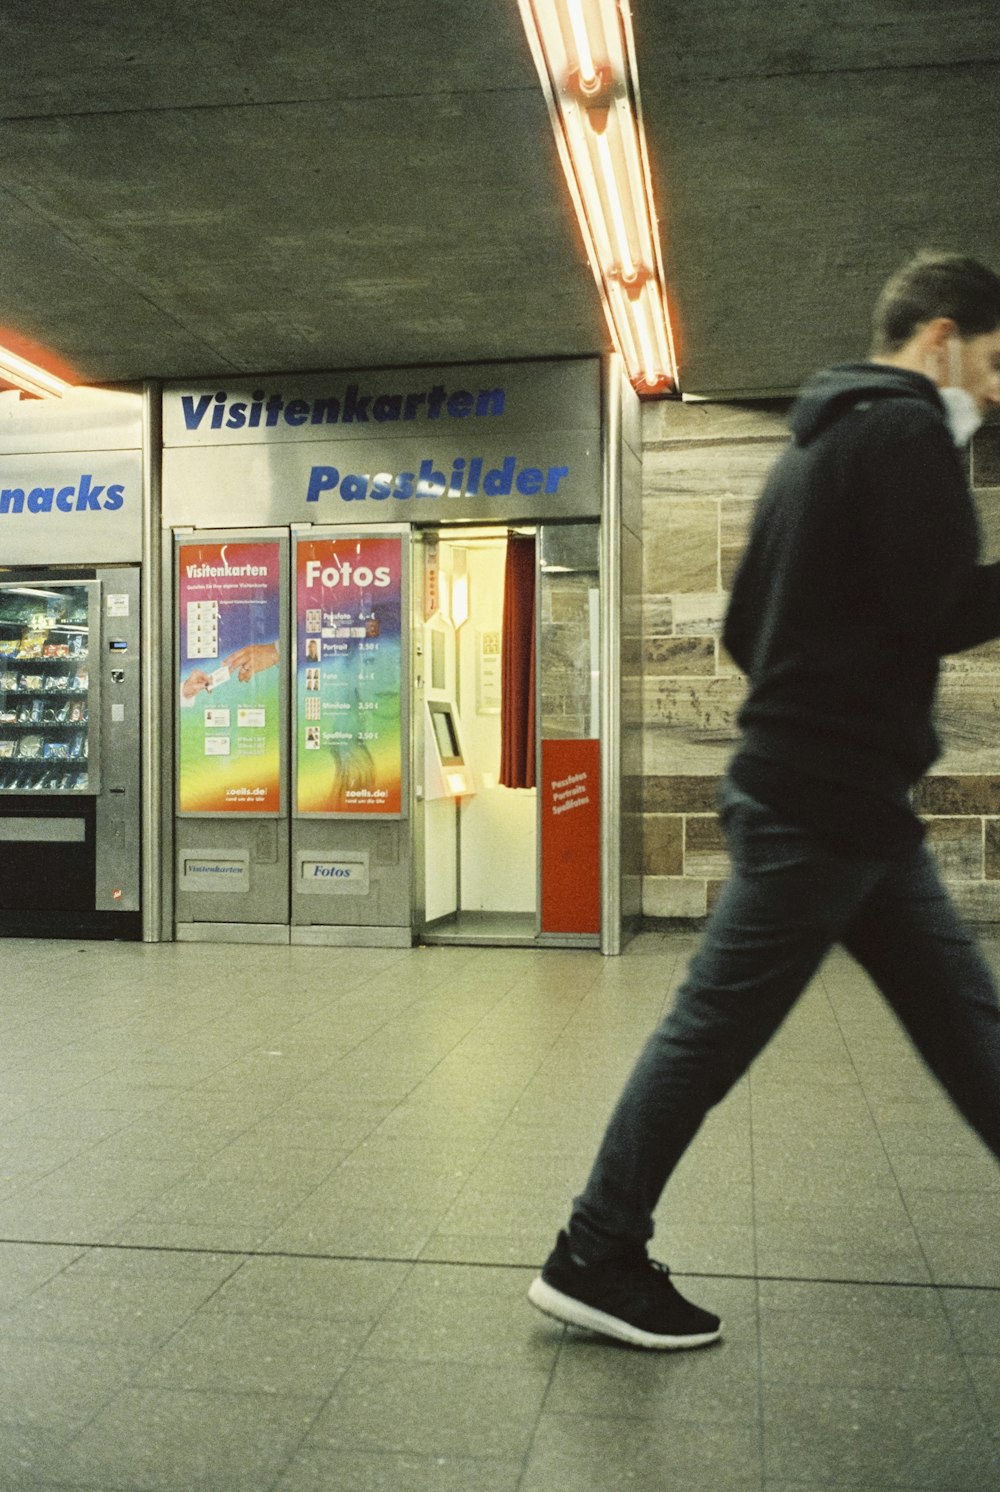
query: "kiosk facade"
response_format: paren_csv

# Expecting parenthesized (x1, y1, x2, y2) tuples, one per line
(159, 357, 640, 953)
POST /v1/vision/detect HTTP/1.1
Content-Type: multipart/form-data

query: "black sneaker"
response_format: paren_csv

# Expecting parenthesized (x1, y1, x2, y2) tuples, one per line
(528, 1231, 722, 1350)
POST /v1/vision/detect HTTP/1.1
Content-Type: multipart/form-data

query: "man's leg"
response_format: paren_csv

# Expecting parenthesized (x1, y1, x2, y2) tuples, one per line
(841, 843, 1000, 1162)
(567, 790, 890, 1263)
(528, 792, 893, 1348)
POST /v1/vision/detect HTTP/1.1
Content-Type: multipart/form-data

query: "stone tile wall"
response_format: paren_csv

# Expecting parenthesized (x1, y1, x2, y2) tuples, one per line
(640, 403, 1000, 922)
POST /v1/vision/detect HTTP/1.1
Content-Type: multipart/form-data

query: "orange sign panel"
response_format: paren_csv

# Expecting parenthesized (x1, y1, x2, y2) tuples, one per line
(540, 738, 600, 935)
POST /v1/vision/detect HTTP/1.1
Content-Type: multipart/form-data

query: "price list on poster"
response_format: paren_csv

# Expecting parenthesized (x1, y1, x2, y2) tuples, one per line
(295, 534, 404, 816)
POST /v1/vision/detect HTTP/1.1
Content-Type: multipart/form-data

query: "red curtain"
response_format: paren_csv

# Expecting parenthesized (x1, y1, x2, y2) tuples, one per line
(499, 535, 536, 789)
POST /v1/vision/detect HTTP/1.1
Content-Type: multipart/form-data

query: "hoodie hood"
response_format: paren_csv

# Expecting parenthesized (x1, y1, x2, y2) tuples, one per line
(789, 363, 943, 445)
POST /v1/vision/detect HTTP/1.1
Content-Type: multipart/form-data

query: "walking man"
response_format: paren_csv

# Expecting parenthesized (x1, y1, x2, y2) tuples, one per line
(529, 252, 1000, 1350)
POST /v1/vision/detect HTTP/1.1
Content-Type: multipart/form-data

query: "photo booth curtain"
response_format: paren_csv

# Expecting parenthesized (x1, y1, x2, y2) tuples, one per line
(499, 534, 536, 789)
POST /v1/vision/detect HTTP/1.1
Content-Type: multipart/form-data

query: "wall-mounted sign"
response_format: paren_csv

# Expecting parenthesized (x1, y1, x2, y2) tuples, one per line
(177, 540, 282, 814)
(295, 533, 404, 817)
(540, 738, 601, 935)
(162, 362, 599, 446)
(160, 360, 602, 530)
(0, 388, 145, 565)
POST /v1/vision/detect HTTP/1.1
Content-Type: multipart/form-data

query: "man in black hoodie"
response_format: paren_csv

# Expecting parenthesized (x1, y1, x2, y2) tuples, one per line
(528, 252, 1000, 1351)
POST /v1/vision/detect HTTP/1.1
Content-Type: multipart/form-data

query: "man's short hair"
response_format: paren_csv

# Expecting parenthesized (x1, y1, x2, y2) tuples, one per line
(871, 252, 1000, 353)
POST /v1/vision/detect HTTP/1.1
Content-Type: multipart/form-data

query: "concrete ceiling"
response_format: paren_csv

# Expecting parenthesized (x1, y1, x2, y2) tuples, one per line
(1, 2, 997, 399)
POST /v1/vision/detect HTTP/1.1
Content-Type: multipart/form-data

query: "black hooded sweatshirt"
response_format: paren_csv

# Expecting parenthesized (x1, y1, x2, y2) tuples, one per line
(724, 363, 1000, 854)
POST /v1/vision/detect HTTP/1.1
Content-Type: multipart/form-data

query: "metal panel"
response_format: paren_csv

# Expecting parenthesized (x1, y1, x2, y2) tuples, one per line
(291, 923, 412, 948)
(141, 383, 164, 941)
(0, 817, 85, 842)
(176, 921, 288, 944)
(174, 817, 290, 924)
(0, 386, 144, 457)
(292, 819, 410, 931)
(600, 359, 624, 956)
(95, 565, 142, 911)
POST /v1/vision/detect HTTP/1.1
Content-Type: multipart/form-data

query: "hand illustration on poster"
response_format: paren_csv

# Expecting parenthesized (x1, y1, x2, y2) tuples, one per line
(177, 542, 283, 813)
(181, 643, 280, 701)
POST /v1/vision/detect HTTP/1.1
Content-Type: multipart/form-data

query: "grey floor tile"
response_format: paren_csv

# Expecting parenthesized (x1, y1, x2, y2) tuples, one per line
(105, 1217, 279, 1252)
(649, 1217, 757, 1275)
(0, 1335, 155, 1432)
(938, 1284, 1000, 1352)
(135, 1310, 371, 1394)
(0, 1190, 144, 1239)
(418, 1230, 552, 1266)
(274, 1448, 524, 1492)
(128, 1174, 322, 1229)
(359, 1263, 557, 1369)
(0, 1422, 80, 1492)
(903, 1186, 999, 1234)
(763, 1484, 927, 1491)
(545, 1336, 758, 1423)
(431, 1187, 565, 1242)
(965, 1351, 1000, 1419)
(759, 1308, 967, 1391)
(241, 1103, 396, 1151)
(918, 1226, 1000, 1287)
(758, 1276, 946, 1320)
(55, 1387, 324, 1492)
(304, 1359, 551, 1460)
(521, 1412, 764, 1491)
(0, 1241, 84, 1308)
(754, 1220, 932, 1285)
(887, 1145, 1000, 1190)
(761, 1381, 998, 1490)
(3, 1247, 245, 1348)
(204, 1254, 412, 1321)
(263, 1201, 442, 1259)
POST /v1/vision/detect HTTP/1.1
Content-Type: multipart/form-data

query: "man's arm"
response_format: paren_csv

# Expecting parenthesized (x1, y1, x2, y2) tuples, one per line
(861, 408, 1000, 653)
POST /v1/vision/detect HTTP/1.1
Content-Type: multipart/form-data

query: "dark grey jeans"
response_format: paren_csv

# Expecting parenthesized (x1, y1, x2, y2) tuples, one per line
(568, 782, 1000, 1263)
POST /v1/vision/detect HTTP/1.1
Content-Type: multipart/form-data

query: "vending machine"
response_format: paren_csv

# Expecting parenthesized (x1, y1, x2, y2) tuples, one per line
(0, 566, 142, 938)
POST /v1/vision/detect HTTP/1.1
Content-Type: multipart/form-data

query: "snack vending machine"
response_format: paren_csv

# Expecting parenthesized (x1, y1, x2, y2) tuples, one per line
(0, 569, 141, 939)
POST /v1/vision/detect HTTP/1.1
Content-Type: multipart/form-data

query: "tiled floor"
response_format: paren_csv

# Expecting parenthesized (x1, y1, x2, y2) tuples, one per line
(0, 931, 996, 1490)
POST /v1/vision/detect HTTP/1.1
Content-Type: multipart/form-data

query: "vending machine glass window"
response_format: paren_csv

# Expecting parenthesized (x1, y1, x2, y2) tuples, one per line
(0, 582, 97, 794)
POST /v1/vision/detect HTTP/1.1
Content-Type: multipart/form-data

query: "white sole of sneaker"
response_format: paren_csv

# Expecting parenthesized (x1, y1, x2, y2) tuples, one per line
(528, 1275, 722, 1351)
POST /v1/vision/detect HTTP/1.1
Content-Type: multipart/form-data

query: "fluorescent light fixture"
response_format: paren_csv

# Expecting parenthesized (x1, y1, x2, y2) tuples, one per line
(0, 342, 71, 399)
(518, 0, 678, 395)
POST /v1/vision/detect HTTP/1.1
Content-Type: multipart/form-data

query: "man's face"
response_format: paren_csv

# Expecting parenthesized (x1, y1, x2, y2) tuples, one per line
(957, 327, 1000, 412)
